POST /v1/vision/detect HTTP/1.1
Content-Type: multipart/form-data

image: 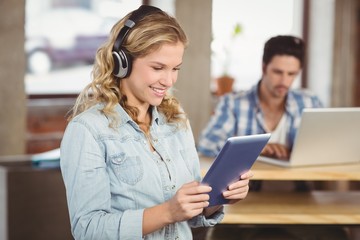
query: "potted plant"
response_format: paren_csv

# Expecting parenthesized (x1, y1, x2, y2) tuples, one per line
(213, 23, 242, 96)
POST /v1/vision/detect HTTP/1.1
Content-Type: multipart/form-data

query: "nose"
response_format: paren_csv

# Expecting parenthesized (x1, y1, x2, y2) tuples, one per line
(279, 74, 287, 83)
(160, 70, 176, 87)
(280, 72, 294, 85)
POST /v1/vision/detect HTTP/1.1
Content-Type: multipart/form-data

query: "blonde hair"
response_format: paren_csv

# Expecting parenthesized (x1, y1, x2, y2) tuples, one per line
(68, 6, 188, 128)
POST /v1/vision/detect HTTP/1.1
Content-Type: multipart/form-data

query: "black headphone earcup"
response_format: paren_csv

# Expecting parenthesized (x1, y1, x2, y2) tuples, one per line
(112, 49, 132, 78)
(112, 6, 162, 78)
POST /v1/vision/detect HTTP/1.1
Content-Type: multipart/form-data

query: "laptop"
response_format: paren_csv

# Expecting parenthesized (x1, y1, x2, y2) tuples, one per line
(257, 108, 360, 167)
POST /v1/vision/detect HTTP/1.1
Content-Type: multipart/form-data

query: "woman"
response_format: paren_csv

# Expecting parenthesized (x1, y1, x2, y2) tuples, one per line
(60, 5, 252, 239)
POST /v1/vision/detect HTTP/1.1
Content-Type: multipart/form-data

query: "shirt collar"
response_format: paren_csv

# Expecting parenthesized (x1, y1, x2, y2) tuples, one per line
(114, 103, 162, 126)
(250, 81, 261, 113)
(151, 106, 162, 125)
(252, 80, 298, 117)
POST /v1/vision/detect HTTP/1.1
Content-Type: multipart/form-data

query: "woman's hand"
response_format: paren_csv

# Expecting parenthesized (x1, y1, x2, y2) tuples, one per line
(143, 181, 211, 235)
(164, 181, 212, 223)
(223, 170, 253, 204)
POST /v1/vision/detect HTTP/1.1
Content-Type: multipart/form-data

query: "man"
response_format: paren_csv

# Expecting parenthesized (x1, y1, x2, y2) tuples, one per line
(198, 35, 323, 191)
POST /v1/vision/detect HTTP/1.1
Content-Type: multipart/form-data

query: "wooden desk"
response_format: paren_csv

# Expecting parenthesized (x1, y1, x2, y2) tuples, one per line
(222, 191, 360, 224)
(200, 157, 360, 225)
(200, 156, 360, 181)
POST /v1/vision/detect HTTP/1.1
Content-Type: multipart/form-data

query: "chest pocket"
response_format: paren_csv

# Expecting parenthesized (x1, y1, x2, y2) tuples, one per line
(110, 153, 144, 185)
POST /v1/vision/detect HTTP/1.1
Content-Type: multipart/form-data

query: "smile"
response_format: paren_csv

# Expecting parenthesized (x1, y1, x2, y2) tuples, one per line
(150, 87, 166, 95)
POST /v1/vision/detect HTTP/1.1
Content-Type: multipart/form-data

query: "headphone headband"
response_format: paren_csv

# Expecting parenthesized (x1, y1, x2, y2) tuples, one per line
(113, 20, 135, 51)
(113, 5, 162, 51)
(112, 5, 163, 78)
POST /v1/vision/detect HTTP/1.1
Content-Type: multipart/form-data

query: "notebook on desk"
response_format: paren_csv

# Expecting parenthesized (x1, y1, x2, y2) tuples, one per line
(257, 108, 360, 167)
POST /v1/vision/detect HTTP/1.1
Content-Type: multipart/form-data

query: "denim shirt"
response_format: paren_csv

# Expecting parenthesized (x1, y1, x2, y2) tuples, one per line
(60, 103, 223, 240)
(198, 81, 323, 157)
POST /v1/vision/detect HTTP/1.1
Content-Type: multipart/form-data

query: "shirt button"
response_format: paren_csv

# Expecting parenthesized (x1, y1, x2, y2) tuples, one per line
(175, 236, 179, 240)
(166, 158, 171, 162)
(153, 138, 158, 142)
(171, 185, 175, 189)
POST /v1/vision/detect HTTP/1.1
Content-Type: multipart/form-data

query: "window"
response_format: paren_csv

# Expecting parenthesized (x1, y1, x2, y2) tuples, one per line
(25, 0, 142, 95)
(211, 0, 303, 91)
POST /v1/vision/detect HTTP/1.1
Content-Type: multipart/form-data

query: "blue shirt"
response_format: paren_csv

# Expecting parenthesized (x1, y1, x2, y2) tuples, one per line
(198, 81, 323, 157)
(60, 104, 223, 240)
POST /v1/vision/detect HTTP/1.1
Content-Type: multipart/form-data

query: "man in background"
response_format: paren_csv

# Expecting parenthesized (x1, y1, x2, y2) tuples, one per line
(198, 35, 323, 191)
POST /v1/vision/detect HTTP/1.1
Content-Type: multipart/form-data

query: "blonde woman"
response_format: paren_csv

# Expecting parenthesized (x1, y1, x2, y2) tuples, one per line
(60, 5, 252, 239)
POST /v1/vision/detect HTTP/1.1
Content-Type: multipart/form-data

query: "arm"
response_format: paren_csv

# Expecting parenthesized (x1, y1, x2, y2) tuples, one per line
(203, 170, 253, 216)
(142, 181, 211, 235)
(61, 121, 143, 239)
(198, 94, 237, 157)
(261, 143, 290, 160)
(311, 94, 324, 108)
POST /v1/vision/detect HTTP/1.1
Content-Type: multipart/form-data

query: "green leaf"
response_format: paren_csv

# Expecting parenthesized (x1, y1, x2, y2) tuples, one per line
(232, 23, 242, 37)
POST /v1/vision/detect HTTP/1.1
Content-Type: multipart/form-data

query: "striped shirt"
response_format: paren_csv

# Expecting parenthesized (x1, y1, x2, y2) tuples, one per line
(197, 81, 323, 157)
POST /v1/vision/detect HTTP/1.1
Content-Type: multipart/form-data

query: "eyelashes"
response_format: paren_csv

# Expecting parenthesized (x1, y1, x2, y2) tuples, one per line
(152, 66, 181, 71)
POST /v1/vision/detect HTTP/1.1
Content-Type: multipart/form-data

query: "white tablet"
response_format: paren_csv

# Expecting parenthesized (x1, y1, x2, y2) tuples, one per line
(201, 133, 271, 206)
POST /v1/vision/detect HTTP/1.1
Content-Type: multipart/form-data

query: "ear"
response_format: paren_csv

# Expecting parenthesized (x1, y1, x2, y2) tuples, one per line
(262, 63, 267, 75)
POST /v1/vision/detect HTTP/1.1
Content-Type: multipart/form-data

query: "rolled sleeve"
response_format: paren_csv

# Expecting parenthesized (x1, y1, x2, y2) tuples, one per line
(188, 207, 224, 228)
(119, 209, 144, 240)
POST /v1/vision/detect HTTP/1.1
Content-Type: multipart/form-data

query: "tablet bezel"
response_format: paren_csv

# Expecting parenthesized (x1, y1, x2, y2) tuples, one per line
(201, 133, 271, 206)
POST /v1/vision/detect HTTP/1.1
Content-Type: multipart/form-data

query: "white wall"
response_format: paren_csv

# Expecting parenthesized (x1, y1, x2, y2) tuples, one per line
(150, 0, 175, 16)
(211, 0, 304, 91)
(307, 0, 336, 107)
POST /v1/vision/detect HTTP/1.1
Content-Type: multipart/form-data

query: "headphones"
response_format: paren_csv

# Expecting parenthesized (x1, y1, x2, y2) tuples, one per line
(112, 5, 162, 78)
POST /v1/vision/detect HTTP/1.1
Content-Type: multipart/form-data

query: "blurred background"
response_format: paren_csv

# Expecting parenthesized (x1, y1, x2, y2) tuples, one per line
(0, 0, 359, 239)
(0, 0, 358, 161)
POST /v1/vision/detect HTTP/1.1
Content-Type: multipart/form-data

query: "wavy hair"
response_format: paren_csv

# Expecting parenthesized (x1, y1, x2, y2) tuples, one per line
(68, 6, 189, 128)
